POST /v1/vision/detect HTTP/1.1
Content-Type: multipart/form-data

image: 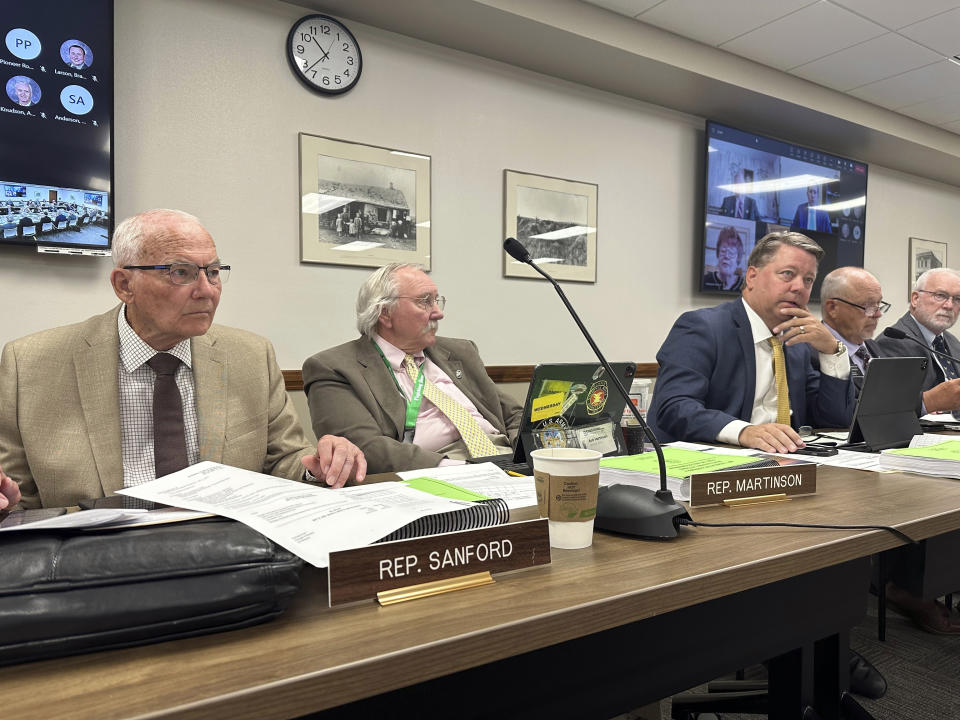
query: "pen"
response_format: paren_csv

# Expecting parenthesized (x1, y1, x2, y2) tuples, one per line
(507, 470, 525, 477)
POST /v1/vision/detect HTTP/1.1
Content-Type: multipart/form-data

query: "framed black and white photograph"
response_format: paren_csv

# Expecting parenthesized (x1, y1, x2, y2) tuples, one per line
(909, 237, 947, 292)
(503, 170, 597, 283)
(299, 133, 430, 269)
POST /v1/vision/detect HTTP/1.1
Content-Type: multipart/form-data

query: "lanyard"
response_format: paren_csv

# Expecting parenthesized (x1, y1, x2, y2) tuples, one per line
(373, 341, 425, 436)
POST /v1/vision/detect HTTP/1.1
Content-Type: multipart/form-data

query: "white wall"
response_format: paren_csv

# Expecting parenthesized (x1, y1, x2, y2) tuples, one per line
(1, 0, 958, 368)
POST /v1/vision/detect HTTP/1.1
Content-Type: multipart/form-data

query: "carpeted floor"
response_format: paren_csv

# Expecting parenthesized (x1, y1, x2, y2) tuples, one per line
(615, 595, 960, 719)
(850, 595, 960, 720)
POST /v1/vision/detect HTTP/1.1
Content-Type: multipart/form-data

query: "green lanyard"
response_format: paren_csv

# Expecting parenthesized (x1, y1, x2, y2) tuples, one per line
(373, 340, 425, 439)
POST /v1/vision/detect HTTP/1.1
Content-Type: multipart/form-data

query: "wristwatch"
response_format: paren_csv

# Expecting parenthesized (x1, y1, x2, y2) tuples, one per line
(834, 341, 847, 357)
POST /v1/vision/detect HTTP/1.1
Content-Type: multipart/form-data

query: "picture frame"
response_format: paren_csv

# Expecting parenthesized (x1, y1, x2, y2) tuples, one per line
(503, 170, 597, 283)
(299, 133, 431, 269)
(909, 237, 947, 293)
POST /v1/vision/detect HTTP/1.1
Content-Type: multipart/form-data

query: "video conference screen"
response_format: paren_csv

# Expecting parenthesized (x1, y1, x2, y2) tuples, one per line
(701, 120, 867, 301)
(0, 0, 113, 252)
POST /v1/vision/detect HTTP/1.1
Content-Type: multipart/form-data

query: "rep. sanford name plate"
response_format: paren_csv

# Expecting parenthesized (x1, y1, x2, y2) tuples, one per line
(327, 519, 550, 605)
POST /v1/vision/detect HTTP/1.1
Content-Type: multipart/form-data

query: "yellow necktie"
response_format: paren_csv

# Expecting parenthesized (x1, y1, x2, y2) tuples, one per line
(768, 337, 791, 426)
(404, 354, 499, 458)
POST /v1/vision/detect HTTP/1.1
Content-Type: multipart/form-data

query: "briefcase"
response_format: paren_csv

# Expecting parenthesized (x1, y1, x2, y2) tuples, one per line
(0, 519, 304, 666)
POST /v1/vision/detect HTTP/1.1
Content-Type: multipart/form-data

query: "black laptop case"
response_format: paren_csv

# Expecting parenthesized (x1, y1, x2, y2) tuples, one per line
(0, 518, 303, 666)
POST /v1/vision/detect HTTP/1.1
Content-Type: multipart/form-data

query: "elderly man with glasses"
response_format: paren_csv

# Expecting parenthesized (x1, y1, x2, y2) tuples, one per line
(302, 263, 522, 474)
(819, 267, 890, 392)
(874, 268, 960, 413)
(0, 209, 365, 510)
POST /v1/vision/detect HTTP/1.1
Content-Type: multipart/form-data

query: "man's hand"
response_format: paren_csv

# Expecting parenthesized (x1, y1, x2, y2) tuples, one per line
(0, 465, 21, 510)
(302, 435, 367, 488)
(738, 423, 805, 454)
(922, 380, 960, 413)
(773, 307, 838, 354)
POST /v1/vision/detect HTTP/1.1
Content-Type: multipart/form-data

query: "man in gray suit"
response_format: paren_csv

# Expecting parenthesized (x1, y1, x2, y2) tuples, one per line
(0, 209, 366, 509)
(874, 267, 960, 413)
(303, 263, 522, 474)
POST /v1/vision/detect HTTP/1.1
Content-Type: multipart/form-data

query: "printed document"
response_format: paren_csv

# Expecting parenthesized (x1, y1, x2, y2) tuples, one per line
(118, 461, 483, 568)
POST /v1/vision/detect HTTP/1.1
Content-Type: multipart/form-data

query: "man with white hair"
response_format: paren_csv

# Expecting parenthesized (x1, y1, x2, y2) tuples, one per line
(13, 80, 34, 107)
(875, 268, 960, 411)
(0, 209, 365, 510)
(302, 263, 522, 474)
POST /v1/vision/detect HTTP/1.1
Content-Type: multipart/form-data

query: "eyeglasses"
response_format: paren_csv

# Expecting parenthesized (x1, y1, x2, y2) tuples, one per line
(916, 289, 960, 306)
(394, 294, 446, 311)
(123, 262, 230, 286)
(830, 297, 891, 316)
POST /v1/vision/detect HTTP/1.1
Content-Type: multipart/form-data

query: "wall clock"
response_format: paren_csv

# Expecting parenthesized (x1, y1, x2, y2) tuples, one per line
(286, 14, 362, 95)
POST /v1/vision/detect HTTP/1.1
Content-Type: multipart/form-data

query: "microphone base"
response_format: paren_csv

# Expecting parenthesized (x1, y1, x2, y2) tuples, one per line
(595, 484, 692, 540)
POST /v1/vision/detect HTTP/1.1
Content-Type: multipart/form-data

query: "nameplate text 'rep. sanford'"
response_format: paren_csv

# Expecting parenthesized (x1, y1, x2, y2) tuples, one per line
(689, 461, 817, 507)
(327, 519, 551, 606)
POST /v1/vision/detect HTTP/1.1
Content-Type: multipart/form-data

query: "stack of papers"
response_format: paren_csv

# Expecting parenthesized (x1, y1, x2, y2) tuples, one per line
(879, 439, 960, 479)
(396, 462, 537, 510)
(117, 461, 534, 568)
(599, 447, 774, 501)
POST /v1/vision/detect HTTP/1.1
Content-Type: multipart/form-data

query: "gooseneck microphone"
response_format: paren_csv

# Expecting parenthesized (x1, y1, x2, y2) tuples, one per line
(881, 327, 960, 367)
(503, 237, 690, 539)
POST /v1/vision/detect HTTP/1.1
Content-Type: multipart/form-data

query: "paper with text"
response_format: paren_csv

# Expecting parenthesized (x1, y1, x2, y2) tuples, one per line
(118, 461, 479, 567)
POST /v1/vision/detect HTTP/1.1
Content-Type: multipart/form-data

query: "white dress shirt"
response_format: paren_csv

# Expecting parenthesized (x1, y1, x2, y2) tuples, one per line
(117, 308, 199, 487)
(717, 299, 849, 445)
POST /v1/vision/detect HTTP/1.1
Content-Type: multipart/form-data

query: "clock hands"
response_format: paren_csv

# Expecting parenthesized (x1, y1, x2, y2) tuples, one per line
(309, 34, 332, 62)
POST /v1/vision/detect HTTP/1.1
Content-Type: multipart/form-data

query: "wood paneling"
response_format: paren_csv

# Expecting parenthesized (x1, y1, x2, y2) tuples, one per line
(284, 363, 659, 391)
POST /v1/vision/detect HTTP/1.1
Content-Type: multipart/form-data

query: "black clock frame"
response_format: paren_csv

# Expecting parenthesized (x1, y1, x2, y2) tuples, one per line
(285, 13, 363, 96)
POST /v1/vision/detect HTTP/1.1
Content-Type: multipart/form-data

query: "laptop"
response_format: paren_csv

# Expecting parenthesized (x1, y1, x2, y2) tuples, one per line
(469, 361, 637, 474)
(841, 357, 927, 452)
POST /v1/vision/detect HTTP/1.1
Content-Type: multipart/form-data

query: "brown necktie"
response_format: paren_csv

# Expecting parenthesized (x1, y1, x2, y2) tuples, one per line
(147, 353, 188, 478)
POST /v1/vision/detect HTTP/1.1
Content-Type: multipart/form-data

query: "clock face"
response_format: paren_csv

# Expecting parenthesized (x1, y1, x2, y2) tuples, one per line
(287, 14, 362, 95)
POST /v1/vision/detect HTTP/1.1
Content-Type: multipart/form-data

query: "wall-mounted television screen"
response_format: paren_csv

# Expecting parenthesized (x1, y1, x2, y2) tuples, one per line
(701, 120, 867, 301)
(0, 0, 113, 255)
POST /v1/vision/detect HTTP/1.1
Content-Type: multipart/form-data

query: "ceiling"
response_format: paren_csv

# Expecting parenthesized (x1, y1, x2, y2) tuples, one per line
(583, 0, 960, 134)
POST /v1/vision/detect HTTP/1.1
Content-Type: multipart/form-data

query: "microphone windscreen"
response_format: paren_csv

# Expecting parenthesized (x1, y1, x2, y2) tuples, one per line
(503, 237, 531, 263)
(882, 327, 907, 340)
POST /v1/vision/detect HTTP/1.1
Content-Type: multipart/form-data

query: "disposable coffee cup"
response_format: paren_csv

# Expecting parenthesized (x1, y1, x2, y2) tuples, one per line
(530, 447, 602, 549)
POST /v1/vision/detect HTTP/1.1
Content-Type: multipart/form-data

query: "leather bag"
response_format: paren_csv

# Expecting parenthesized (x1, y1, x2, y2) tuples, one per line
(0, 519, 303, 666)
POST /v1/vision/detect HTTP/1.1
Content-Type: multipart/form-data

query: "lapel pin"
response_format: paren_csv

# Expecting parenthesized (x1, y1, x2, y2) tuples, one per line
(455, 369, 463, 379)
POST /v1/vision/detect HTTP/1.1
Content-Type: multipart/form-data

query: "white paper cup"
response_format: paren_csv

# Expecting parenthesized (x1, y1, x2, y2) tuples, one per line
(530, 447, 602, 549)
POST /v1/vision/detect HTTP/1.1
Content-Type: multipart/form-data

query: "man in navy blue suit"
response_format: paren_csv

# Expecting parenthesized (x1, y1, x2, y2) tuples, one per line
(649, 232, 855, 454)
(790, 185, 832, 234)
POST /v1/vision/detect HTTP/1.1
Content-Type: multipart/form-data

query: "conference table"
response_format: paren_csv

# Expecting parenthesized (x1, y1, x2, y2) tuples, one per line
(5, 465, 960, 720)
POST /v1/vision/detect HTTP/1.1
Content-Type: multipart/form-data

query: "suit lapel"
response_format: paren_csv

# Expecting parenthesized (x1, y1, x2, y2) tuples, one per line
(358, 339, 407, 439)
(193, 329, 226, 462)
(730, 302, 757, 421)
(428, 343, 498, 424)
(75, 309, 123, 497)
(782, 342, 807, 427)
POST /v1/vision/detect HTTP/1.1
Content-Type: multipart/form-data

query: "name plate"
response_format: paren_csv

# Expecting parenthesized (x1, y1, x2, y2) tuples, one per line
(327, 518, 551, 606)
(689, 462, 816, 507)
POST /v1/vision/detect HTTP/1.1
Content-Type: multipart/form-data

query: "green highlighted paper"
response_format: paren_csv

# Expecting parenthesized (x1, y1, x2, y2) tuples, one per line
(600, 447, 756, 477)
(883, 440, 960, 459)
(402, 477, 491, 502)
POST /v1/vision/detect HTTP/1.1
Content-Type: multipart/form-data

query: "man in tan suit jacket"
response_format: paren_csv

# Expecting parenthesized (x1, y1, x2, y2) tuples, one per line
(303, 263, 522, 474)
(0, 209, 365, 509)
